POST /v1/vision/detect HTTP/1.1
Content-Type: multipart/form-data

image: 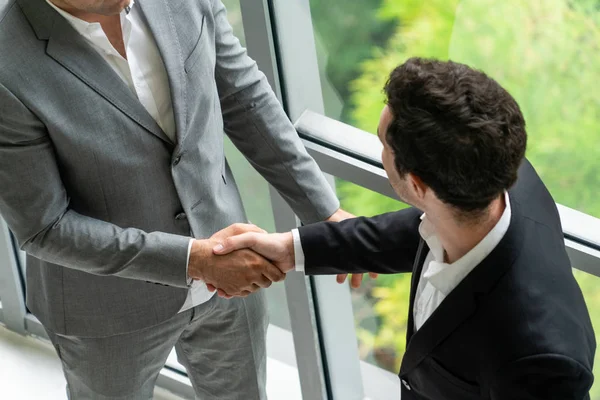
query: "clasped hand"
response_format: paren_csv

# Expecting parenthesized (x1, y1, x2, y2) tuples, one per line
(187, 223, 287, 298)
(188, 210, 377, 299)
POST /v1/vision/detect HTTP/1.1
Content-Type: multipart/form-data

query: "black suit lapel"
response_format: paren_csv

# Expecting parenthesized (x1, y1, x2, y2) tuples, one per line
(18, 0, 173, 146)
(400, 198, 525, 376)
(406, 239, 429, 341)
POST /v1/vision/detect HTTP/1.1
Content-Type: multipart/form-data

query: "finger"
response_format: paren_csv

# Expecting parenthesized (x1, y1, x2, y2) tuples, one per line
(212, 223, 265, 242)
(234, 223, 266, 235)
(247, 222, 268, 235)
(256, 276, 272, 289)
(251, 284, 262, 292)
(262, 262, 286, 283)
(217, 288, 228, 297)
(368, 272, 379, 280)
(213, 232, 259, 255)
(207, 284, 217, 292)
(350, 273, 364, 289)
(240, 291, 252, 298)
(337, 274, 348, 284)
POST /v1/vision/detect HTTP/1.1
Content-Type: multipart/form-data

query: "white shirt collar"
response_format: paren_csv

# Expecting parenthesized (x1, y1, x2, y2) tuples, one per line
(418, 191, 512, 295)
(46, 1, 135, 40)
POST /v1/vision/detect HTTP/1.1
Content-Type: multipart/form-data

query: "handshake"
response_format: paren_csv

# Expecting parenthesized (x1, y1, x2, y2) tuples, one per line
(187, 223, 295, 298)
(187, 209, 375, 298)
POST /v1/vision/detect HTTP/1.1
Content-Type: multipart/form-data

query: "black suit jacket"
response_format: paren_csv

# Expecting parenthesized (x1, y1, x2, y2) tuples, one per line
(299, 160, 596, 399)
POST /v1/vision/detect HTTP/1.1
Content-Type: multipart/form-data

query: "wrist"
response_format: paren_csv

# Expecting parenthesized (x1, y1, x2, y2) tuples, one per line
(188, 239, 213, 280)
(281, 232, 295, 273)
(326, 208, 355, 222)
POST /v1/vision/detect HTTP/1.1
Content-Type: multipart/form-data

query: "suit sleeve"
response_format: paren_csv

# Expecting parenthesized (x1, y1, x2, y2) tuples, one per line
(298, 207, 423, 275)
(490, 354, 593, 400)
(0, 82, 191, 288)
(210, 0, 339, 224)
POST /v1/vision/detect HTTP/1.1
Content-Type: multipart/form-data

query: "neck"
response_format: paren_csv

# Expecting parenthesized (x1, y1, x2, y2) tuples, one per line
(426, 195, 506, 264)
(48, 1, 120, 23)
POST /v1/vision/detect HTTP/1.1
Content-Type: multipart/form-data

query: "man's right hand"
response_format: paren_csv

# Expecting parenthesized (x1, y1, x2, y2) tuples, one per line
(187, 236, 285, 298)
(213, 232, 295, 273)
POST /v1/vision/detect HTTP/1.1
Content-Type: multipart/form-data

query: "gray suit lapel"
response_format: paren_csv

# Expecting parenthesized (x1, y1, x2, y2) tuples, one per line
(137, 0, 188, 144)
(18, 0, 173, 146)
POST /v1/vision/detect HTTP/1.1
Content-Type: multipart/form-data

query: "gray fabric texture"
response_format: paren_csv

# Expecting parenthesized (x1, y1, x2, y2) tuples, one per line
(45, 292, 268, 400)
(0, 0, 339, 337)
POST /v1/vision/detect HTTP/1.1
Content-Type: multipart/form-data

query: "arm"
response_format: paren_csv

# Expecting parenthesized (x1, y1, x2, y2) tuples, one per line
(0, 83, 283, 293)
(299, 207, 423, 275)
(214, 208, 423, 276)
(210, 0, 339, 224)
(0, 82, 188, 288)
(490, 354, 593, 400)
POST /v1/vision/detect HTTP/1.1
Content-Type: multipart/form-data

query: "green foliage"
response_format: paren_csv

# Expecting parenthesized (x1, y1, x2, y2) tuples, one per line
(349, 0, 600, 218)
(309, 0, 395, 122)
(355, 274, 412, 371)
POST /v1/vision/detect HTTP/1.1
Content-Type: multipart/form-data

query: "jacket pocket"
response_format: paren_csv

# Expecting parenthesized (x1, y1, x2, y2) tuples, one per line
(428, 358, 481, 395)
(184, 15, 207, 73)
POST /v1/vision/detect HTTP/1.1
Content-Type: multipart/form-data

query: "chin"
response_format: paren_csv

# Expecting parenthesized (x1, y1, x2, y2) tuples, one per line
(99, 0, 130, 15)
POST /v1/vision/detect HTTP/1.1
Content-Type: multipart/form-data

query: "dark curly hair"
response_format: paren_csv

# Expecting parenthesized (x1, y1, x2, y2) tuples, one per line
(384, 58, 527, 214)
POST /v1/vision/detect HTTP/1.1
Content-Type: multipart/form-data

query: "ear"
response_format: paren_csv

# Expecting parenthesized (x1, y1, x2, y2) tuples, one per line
(407, 173, 428, 201)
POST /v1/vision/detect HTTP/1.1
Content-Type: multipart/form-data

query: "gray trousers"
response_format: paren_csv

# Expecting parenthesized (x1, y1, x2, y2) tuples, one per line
(45, 292, 268, 400)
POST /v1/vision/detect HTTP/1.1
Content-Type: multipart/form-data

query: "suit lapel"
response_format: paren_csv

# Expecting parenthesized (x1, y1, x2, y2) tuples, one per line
(406, 239, 429, 341)
(400, 198, 525, 376)
(137, 0, 188, 144)
(18, 0, 173, 146)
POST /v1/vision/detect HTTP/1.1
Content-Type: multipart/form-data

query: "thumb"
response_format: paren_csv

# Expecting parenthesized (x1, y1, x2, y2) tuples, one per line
(213, 232, 258, 255)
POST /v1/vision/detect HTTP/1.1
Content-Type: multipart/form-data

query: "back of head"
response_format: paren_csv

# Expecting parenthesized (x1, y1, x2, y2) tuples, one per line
(384, 58, 527, 216)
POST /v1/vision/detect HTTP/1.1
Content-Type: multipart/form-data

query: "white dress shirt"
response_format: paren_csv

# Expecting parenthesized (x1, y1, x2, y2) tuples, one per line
(293, 192, 511, 331)
(413, 192, 511, 330)
(47, 0, 214, 311)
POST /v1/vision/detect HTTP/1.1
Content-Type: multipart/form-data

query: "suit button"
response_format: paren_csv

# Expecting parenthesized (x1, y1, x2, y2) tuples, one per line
(173, 155, 182, 166)
(401, 379, 411, 391)
(175, 212, 187, 221)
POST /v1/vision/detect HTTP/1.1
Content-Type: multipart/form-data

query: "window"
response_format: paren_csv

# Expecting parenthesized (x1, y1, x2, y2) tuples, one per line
(310, 0, 600, 218)
(163, 2, 302, 392)
(309, 0, 600, 396)
(338, 180, 412, 374)
(221, 0, 293, 333)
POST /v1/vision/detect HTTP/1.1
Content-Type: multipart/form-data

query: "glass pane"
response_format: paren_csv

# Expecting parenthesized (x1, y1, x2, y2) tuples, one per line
(224, 137, 292, 331)
(337, 179, 412, 374)
(573, 269, 600, 399)
(223, 0, 246, 46)
(221, 0, 291, 333)
(165, 4, 301, 397)
(221, 0, 293, 333)
(309, 0, 600, 219)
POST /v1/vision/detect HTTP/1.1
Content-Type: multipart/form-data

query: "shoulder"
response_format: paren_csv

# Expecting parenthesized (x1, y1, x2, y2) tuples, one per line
(476, 238, 594, 364)
(0, 1, 41, 90)
(510, 159, 562, 232)
(0, 0, 17, 23)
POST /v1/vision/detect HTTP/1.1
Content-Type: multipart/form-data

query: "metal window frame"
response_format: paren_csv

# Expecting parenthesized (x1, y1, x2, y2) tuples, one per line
(266, 0, 367, 399)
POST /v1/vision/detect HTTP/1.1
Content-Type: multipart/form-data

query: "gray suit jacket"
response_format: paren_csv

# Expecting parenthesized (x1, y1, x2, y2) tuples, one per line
(0, 0, 339, 337)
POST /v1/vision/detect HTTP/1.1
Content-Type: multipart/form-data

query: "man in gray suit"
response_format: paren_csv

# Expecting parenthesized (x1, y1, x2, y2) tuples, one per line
(0, 0, 353, 398)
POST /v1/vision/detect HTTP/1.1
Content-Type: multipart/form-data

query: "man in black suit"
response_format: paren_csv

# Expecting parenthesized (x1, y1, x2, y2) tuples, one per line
(212, 58, 596, 399)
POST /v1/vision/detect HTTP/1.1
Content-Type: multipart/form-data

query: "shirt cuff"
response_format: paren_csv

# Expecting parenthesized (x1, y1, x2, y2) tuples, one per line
(186, 239, 194, 286)
(292, 229, 305, 272)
